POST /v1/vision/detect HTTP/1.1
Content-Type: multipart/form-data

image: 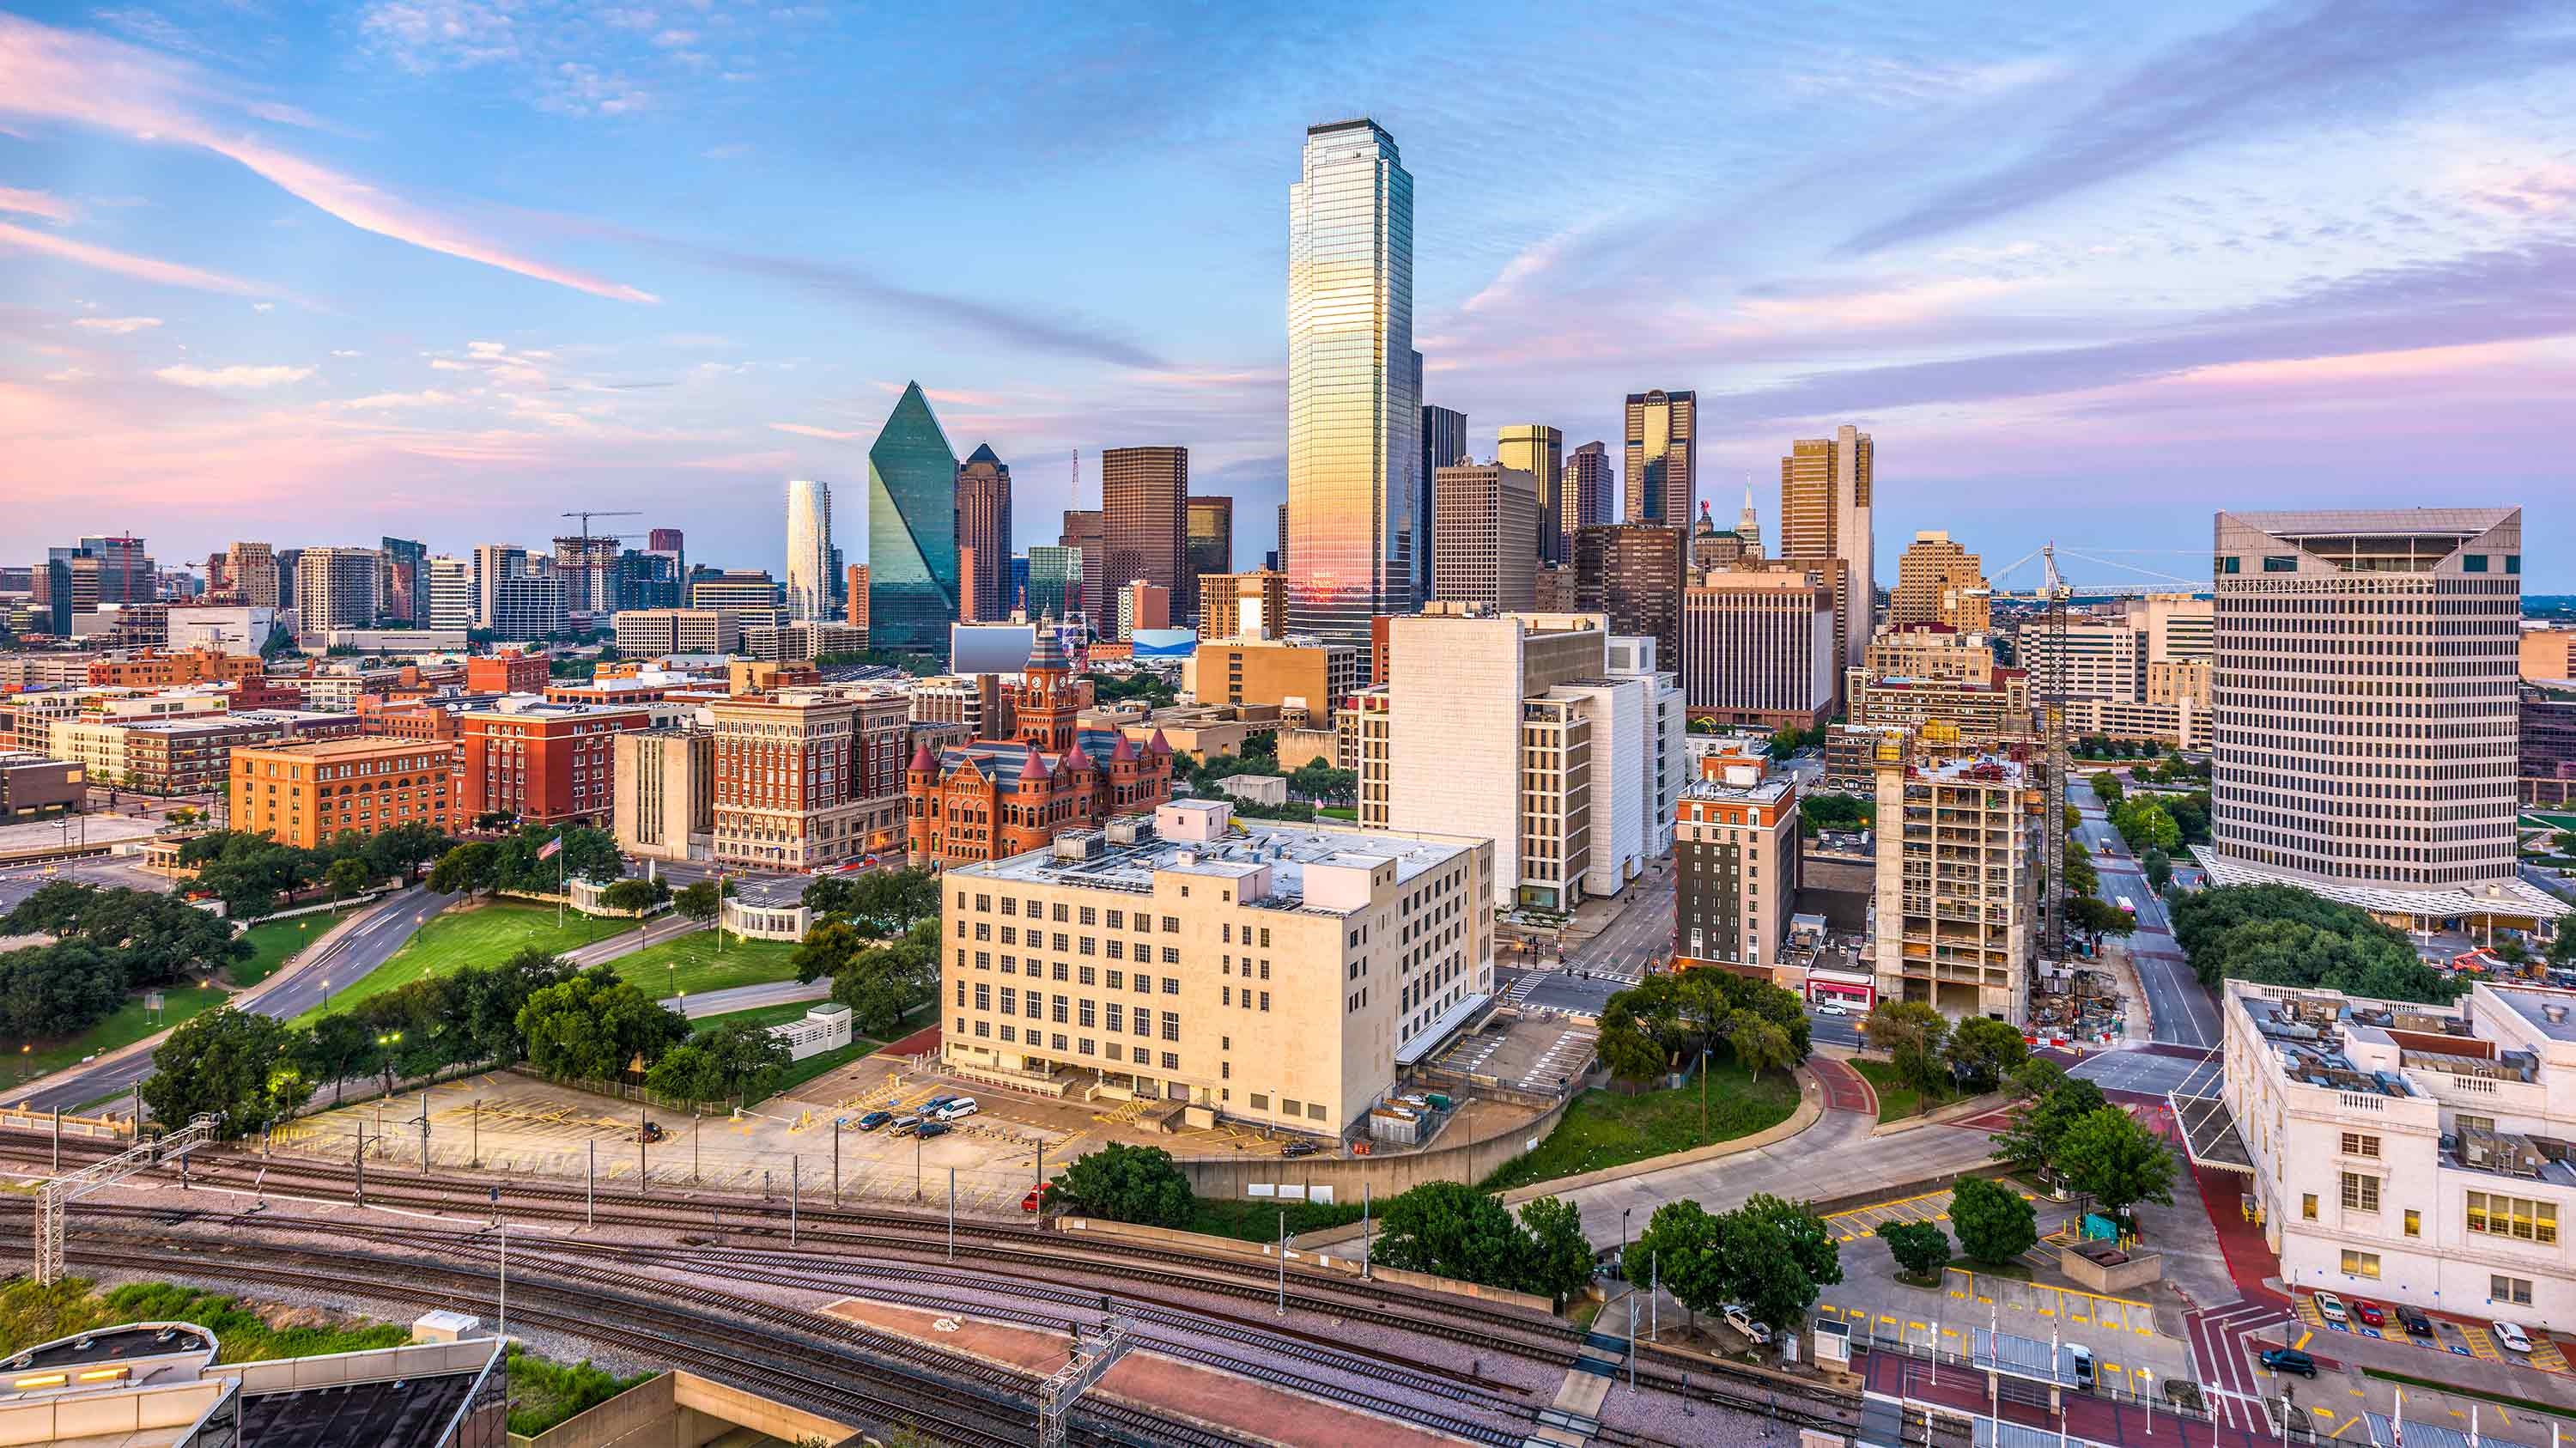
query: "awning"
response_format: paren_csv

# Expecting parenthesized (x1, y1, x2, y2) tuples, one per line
(1395, 991, 1492, 1068)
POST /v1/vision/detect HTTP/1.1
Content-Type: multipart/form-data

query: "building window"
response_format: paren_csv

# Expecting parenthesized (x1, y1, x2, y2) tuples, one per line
(2403, 1208, 2420, 1238)
(2301, 1194, 2318, 1221)
(2339, 1173, 2379, 1214)
(1160, 1011, 1179, 1041)
(2339, 1250, 2379, 1281)
(1307, 1103, 1326, 1122)
(2339, 1133, 2379, 1159)
(1161, 1051, 1178, 1071)
(2466, 1192, 2557, 1244)
(2494, 1275, 2534, 1306)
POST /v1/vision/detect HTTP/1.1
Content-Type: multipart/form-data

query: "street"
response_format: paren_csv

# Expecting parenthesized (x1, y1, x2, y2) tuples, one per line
(2074, 797, 2221, 1049)
(1498, 865, 1673, 1017)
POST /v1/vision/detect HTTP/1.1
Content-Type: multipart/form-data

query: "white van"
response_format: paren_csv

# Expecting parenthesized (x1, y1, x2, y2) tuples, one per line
(937, 1097, 979, 1121)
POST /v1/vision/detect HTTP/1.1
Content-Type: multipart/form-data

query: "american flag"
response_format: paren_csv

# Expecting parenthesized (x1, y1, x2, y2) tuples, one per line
(536, 834, 562, 861)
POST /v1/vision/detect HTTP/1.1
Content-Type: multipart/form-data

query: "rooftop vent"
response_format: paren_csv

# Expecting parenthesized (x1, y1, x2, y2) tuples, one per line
(1052, 830, 1103, 861)
(2547, 1004, 2569, 1025)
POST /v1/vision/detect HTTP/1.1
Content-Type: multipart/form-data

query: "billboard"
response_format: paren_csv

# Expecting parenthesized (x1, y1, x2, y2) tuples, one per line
(951, 623, 1036, 675)
(1130, 628, 1198, 660)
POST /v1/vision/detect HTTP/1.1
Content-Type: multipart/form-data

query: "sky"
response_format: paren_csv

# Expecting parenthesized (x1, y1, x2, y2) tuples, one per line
(3, 0, 2573, 592)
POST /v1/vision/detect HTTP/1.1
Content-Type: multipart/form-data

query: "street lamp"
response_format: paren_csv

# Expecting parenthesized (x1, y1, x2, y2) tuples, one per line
(375, 1031, 402, 1097)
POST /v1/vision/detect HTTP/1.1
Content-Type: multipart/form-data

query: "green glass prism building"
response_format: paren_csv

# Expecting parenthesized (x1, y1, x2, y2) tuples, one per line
(866, 381, 961, 653)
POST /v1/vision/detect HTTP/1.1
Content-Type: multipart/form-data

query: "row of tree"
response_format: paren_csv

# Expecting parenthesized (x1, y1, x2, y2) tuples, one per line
(1990, 1059, 2177, 1222)
(176, 826, 451, 922)
(1, 883, 252, 1040)
(792, 867, 945, 1037)
(423, 824, 626, 900)
(1595, 970, 1809, 1086)
(1861, 1001, 2030, 1102)
(2171, 883, 2464, 1004)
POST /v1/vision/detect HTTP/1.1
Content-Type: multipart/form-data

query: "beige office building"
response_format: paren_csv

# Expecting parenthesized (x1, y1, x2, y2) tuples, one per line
(1182, 636, 1361, 726)
(2133, 592, 2215, 664)
(614, 608, 744, 657)
(1850, 670, 2034, 750)
(1868, 625, 1996, 684)
(2202, 508, 2561, 928)
(2522, 627, 2576, 684)
(223, 542, 280, 609)
(2015, 619, 2146, 703)
(1200, 570, 1290, 642)
(1779, 425, 1874, 672)
(612, 727, 714, 862)
(939, 798, 1494, 1132)
(1431, 461, 1540, 612)
(295, 547, 381, 637)
(1889, 532, 1989, 633)
(1872, 751, 2038, 1024)
(1680, 564, 1837, 731)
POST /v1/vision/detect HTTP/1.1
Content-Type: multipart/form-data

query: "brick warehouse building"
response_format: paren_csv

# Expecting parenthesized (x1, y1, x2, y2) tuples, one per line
(461, 702, 652, 829)
(230, 736, 460, 848)
(907, 631, 1174, 868)
(709, 686, 912, 870)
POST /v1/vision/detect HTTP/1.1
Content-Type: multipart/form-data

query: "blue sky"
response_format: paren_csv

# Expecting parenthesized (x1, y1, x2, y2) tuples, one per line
(3, 0, 2573, 589)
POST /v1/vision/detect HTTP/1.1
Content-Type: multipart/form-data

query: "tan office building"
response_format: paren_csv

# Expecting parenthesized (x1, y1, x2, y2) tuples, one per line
(1199, 569, 1290, 642)
(1680, 564, 1837, 731)
(2524, 627, 2576, 684)
(1872, 751, 2038, 1024)
(1850, 670, 2033, 750)
(1497, 424, 1566, 564)
(1103, 446, 1189, 618)
(1889, 531, 1989, 634)
(1431, 461, 1540, 612)
(614, 609, 743, 657)
(1779, 425, 1874, 672)
(1867, 624, 1996, 684)
(939, 798, 1494, 1133)
(1182, 637, 1361, 725)
(2014, 619, 2145, 703)
(612, 727, 714, 863)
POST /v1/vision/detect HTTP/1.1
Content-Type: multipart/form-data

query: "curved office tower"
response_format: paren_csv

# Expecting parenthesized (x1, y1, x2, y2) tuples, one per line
(1286, 119, 1419, 646)
(866, 381, 961, 652)
(785, 478, 833, 622)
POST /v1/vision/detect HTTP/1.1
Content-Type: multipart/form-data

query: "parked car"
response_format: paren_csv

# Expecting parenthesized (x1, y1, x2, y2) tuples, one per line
(2493, 1321, 2533, 1354)
(854, 1110, 892, 1131)
(1281, 1140, 1321, 1159)
(890, 1115, 921, 1137)
(920, 1096, 958, 1116)
(1721, 1304, 1772, 1346)
(2396, 1305, 2434, 1340)
(1814, 1001, 1848, 1017)
(2313, 1292, 2348, 1325)
(1023, 1180, 1054, 1212)
(2353, 1299, 2385, 1329)
(2069, 1343, 2095, 1390)
(937, 1098, 979, 1121)
(2259, 1348, 2318, 1378)
(916, 1119, 953, 1139)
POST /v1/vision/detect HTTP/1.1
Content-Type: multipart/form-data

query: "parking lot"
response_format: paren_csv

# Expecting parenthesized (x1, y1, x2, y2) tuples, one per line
(2296, 1288, 2575, 1373)
(1428, 1012, 1598, 1096)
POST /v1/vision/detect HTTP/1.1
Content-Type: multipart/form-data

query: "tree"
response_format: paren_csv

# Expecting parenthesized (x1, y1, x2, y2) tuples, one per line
(1048, 1142, 1194, 1228)
(2056, 1107, 2177, 1224)
(1990, 1075, 2107, 1177)
(1730, 1014, 1795, 1086)
(2111, 797, 2181, 854)
(365, 823, 451, 884)
(1376, 1181, 1540, 1293)
(428, 842, 502, 898)
(792, 919, 866, 984)
(1944, 1017, 2029, 1092)
(299, 1013, 376, 1103)
(1624, 1200, 1728, 1329)
(325, 856, 371, 905)
(2141, 847, 2173, 893)
(644, 1043, 727, 1107)
(1880, 1221, 1952, 1281)
(516, 967, 690, 1082)
(2170, 884, 2458, 1004)
(1595, 1016, 1669, 1082)
(140, 1008, 312, 1137)
(2068, 895, 2136, 948)
(700, 1017, 793, 1098)
(674, 880, 724, 934)
(827, 917, 941, 1037)
(2008, 1055, 2068, 1101)
(1517, 1196, 1595, 1304)
(1864, 1001, 1951, 1100)
(1947, 1177, 2037, 1265)
(598, 878, 668, 915)
(2090, 771, 2123, 805)
(1710, 1193, 1842, 1334)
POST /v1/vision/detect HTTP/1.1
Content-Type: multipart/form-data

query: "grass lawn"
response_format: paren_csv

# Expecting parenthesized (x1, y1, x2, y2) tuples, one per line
(1188, 1195, 1364, 1243)
(290, 902, 627, 1025)
(228, 918, 317, 988)
(1315, 805, 1358, 820)
(1479, 1059, 1801, 1192)
(613, 932, 802, 999)
(19, 983, 231, 1076)
(1852, 1059, 1944, 1123)
(692, 1000, 825, 1031)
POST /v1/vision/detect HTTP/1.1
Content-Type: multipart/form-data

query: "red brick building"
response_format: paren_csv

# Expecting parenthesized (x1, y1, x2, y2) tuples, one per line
(355, 696, 459, 742)
(465, 652, 549, 695)
(906, 632, 1173, 867)
(460, 702, 652, 827)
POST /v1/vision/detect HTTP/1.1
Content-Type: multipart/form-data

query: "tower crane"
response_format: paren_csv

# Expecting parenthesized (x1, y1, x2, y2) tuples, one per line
(560, 509, 641, 541)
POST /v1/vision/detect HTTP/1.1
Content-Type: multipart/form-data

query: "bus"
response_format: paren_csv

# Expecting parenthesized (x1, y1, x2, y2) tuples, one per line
(2115, 895, 2136, 916)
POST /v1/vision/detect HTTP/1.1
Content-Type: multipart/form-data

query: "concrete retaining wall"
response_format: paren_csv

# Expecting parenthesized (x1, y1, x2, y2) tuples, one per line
(1175, 1080, 1587, 1201)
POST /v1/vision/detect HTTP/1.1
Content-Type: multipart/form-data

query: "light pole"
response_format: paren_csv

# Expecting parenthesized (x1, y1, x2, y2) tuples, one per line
(375, 1031, 401, 1097)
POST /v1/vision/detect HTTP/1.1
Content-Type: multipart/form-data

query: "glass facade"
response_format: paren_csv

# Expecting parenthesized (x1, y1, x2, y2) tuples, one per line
(1624, 390, 1696, 525)
(1286, 119, 1419, 647)
(785, 478, 833, 622)
(1027, 545, 1083, 624)
(866, 381, 960, 651)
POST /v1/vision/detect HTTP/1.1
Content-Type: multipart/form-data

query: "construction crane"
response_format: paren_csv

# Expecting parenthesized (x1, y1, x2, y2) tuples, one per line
(561, 509, 641, 541)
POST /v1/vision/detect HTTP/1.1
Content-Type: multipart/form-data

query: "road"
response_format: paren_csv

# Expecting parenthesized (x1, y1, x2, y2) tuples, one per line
(665, 977, 831, 1018)
(12, 884, 459, 1111)
(563, 912, 703, 967)
(0, 854, 176, 914)
(2074, 797, 2221, 1049)
(1500, 867, 1671, 1017)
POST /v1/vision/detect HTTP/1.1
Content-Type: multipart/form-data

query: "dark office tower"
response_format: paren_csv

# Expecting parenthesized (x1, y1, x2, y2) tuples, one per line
(1574, 523, 1688, 669)
(866, 381, 962, 652)
(1009, 555, 1030, 617)
(1187, 496, 1234, 624)
(1566, 441, 1615, 532)
(275, 549, 302, 611)
(1103, 445, 1188, 617)
(647, 527, 683, 553)
(1498, 424, 1566, 565)
(79, 535, 155, 603)
(1419, 403, 1467, 587)
(954, 444, 1014, 623)
(379, 537, 427, 624)
(1623, 390, 1697, 525)
(1060, 509, 1105, 624)
(1276, 502, 1289, 577)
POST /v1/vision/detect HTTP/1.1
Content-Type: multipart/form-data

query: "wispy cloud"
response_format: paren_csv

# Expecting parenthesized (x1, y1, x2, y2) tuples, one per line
(0, 186, 76, 223)
(333, 388, 461, 410)
(769, 422, 865, 441)
(0, 13, 659, 303)
(0, 219, 272, 295)
(156, 363, 317, 389)
(73, 315, 163, 333)
(1840, 0, 2576, 253)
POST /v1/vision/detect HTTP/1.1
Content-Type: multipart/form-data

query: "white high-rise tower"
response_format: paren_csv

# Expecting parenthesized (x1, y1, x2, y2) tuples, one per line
(1736, 477, 1763, 558)
(785, 478, 833, 622)
(1285, 118, 1419, 646)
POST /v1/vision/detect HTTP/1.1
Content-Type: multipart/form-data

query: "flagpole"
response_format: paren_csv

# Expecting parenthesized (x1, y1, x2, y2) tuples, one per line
(557, 833, 565, 929)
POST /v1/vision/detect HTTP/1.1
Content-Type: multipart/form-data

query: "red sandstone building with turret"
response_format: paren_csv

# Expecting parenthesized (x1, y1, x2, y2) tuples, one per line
(906, 630, 1175, 867)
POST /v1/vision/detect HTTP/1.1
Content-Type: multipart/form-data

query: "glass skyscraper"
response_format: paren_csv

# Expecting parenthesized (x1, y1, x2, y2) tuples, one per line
(1286, 118, 1419, 646)
(1026, 545, 1083, 623)
(865, 381, 961, 652)
(785, 478, 833, 622)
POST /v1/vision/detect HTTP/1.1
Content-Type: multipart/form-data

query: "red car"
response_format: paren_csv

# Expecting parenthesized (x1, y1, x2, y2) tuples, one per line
(1023, 1180, 1054, 1213)
(2353, 1299, 2386, 1329)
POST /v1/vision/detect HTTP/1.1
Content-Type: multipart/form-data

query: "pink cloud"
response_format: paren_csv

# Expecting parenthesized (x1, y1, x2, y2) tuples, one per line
(769, 422, 865, 441)
(0, 218, 272, 295)
(0, 186, 75, 222)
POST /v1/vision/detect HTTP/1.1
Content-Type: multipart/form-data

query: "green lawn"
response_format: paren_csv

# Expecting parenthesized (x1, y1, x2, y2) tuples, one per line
(1315, 805, 1358, 820)
(1479, 1059, 1801, 1191)
(1852, 1059, 1939, 1122)
(692, 1000, 827, 1031)
(1189, 1195, 1364, 1243)
(290, 903, 628, 1025)
(228, 918, 318, 988)
(18, 983, 231, 1077)
(613, 932, 803, 999)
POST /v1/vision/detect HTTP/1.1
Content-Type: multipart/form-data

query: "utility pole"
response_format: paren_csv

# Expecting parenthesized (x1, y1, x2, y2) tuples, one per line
(586, 1140, 594, 1227)
(1275, 1209, 1287, 1317)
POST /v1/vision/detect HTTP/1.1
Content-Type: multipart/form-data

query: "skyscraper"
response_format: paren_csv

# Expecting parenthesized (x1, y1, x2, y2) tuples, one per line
(1186, 496, 1234, 623)
(1420, 403, 1468, 587)
(785, 479, 834, 623)
(1565, 442, 1614, 533)
(1431, 462, 1539, 612)
(472, 544, 526, 629)
(866, 381, 962, 651)
(1275, 501, 1289, 576)
(1779, 424, 1875, 672)
(1736, 482, 1764, 559)
(1102, 445, 1188, 618)
(1287, 118, 1419, 645)
(1497, 425, 1565, 565)
(426, 556, 475, 631)
(1060, 509, 1104, 624)
(954, 444, 1014, 624)
(1026, 545, 1083, 623)
(1890, 531, 1988, 633)
(1573, 523, 1688, 668)
(225, 542, 279, 610)
(2203, 508, 2561, 928)
(1623, 390, 1696, 526)
(379, 537, 427, 625)
(296, 547, 382, 636)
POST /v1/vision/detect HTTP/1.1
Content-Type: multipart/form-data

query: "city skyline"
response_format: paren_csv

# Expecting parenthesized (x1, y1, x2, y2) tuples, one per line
(3, 4, 2573, 588)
